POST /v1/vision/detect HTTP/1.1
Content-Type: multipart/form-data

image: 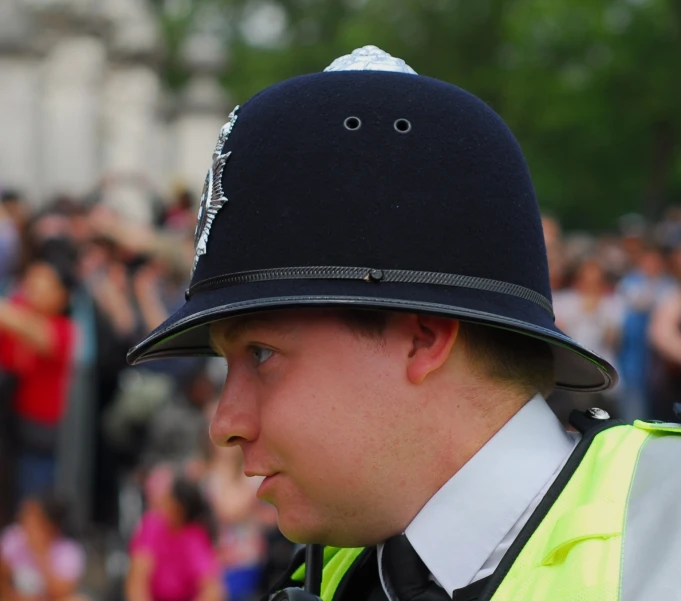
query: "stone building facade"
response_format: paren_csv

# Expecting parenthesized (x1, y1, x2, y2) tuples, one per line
(0, 0, 231, 526)
(0, 0, 230, 222)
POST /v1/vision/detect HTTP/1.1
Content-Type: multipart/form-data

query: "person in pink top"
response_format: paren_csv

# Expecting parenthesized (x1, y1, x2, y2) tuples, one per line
(126, 476, 222, 601)
(0, 494, 84, 601)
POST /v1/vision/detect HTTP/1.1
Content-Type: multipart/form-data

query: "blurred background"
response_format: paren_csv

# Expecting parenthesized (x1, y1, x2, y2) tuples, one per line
(2, 0, 681, 600)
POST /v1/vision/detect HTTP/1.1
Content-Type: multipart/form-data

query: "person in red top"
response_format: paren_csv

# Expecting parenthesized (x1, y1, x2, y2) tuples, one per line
(0, 240, 77, 502)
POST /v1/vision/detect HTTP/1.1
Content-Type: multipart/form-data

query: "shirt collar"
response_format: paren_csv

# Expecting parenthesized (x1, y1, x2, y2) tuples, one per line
(403, 394, 575, 595)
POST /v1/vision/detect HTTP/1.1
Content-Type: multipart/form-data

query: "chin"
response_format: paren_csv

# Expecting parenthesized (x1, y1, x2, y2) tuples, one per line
(276, 508, 332, 545)
(277, 513, 374, 548)
(277, 515, 319, 545)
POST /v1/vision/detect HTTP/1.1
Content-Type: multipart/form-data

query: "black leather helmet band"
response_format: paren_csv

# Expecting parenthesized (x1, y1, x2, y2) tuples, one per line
(185, 266, 555, 319)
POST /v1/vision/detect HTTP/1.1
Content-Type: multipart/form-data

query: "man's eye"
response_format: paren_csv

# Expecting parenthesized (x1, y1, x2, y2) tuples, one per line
(252, 346, 274, 365)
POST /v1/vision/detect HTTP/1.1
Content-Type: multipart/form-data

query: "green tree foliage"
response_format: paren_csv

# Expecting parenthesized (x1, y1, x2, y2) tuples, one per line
(153, 0, 681, 230)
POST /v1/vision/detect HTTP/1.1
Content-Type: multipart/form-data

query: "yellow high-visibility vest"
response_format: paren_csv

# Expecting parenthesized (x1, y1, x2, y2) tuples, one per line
(289, 419, 681, 601)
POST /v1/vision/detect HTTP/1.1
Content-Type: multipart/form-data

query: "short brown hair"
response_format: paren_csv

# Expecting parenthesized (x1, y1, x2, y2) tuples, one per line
(457, 322, 554, 398)
(336, 309, 554, 398)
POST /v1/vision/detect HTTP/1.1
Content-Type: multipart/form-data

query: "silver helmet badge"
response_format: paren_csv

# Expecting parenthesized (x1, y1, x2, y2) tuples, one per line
(192, 105, 240, 277)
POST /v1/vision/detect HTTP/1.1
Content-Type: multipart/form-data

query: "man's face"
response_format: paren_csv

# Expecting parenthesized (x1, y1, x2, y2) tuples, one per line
(209, 309, 420, 546)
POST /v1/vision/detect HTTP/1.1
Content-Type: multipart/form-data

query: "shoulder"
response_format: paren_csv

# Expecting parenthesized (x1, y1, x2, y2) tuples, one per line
(140, 511, 166, 532)
(130, 511, 167, 550)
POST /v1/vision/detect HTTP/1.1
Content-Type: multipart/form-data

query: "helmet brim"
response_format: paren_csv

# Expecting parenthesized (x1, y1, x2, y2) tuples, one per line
(127, 279, 617, 393)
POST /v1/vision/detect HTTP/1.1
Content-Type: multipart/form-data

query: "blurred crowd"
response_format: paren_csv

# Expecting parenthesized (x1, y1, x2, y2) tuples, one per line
(0, 185, 294, 601)
(2, 181, 681, 601)
(543, 210, 681, 425)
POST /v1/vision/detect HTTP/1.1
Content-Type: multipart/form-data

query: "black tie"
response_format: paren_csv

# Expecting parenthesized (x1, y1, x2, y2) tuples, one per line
(380, 535, 492, 601)
(381, 535, 450, 601)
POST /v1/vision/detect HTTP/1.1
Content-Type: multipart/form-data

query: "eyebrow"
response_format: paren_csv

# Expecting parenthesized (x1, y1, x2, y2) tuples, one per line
(209, 313, 288, 350)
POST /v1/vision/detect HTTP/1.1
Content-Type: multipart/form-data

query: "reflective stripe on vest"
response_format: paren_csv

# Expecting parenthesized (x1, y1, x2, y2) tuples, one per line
(294, 421, 681, 601)
(620, 423, 681, 600)
(292, 546, 364, 601)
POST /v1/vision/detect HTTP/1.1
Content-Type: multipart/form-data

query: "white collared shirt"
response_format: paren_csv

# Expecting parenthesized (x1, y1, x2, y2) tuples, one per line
(378, 394, 578, 598)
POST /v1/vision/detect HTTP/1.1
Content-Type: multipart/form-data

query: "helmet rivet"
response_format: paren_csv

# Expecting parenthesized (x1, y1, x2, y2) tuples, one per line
(368, 269, 384, 282)
(586, 407, 610, 420)
(344, 116, 362, 131)
(184, 288, 191, 301)
(394, 118, 412, 133)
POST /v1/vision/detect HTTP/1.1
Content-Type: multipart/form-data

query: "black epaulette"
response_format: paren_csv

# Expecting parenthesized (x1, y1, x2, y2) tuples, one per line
(568, 407, 622, 435)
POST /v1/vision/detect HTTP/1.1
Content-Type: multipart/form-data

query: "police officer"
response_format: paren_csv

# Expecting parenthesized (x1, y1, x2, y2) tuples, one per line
(128, 46, 681, 601)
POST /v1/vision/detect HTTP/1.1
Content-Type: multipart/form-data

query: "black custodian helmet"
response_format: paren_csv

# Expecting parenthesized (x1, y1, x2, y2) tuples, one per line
(128, 46, 617, 392)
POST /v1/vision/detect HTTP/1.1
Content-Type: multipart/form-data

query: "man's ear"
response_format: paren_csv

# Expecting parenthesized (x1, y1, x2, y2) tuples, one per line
(406, 315, 460, 384)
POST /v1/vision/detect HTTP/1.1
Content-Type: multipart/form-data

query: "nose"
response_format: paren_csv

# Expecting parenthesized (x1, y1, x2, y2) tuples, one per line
(209, 370, 260, 447)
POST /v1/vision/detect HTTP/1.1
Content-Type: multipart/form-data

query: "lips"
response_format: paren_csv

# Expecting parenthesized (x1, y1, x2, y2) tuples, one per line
(244, 468, 277, 478)
(256, 473, 280, 499)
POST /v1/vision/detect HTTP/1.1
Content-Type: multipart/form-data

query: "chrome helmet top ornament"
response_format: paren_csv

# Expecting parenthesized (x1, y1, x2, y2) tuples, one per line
(192, 105, 240, 276)
(324, 45, 417, 75)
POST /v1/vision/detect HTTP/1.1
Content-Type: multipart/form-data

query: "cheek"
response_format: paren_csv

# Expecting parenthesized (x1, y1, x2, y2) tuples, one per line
(262, 344, 405, 482)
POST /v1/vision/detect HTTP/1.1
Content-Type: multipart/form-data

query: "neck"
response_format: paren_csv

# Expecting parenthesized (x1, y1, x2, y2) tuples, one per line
(397, 385, 532, 532)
